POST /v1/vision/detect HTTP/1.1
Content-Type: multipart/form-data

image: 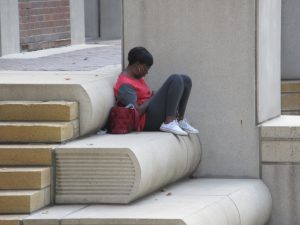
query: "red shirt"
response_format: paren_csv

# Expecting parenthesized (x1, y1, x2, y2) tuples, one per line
(113, 73, 152, 130)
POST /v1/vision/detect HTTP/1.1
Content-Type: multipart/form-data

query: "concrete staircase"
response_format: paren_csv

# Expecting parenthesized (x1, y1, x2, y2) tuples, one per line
(0, 101, 79, 143)
(0, 67, 272, 225)
(0, 101, 78, 224)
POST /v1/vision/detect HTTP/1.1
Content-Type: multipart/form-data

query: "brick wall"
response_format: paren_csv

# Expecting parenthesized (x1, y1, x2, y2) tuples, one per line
(19, 0, 71, 51)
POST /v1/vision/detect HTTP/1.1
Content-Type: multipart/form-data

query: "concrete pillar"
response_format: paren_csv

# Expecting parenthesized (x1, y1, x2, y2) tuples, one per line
(100, 0, 122, 40)
(84, 0, 100, 40)
(257, 0, 281, 123)
(0, 0, 20, 56)
(123, 0, 281, 178)
(281, 0, 300, 80)
(70, 0, 85, 45)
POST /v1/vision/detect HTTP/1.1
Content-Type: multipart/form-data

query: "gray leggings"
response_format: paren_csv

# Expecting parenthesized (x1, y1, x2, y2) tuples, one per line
(144, 74, 192, 131)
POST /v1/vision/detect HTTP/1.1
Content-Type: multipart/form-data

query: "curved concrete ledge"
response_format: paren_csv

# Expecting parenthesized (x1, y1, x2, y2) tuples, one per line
(0, 65, 121, 136)
(55, 132, 201, 204)
(24, 179, 271, 225)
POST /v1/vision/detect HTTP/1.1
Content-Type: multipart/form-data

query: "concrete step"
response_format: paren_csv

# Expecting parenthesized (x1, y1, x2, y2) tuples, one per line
(0, 187, 50, 214)
(0, 215, 28, 225)
(0, 145, 52, 166)
(55, 132, 201, 204)
(23, 179, 271, 225)
(0, 66, 121, 136)
(0, 101, 78, 122)
(0, 167, 50, 190)
(281, 93, 300, 114)
(281, 81, 300, 115)
(0, 121, 79, 143)
(282, 80, 300, 93)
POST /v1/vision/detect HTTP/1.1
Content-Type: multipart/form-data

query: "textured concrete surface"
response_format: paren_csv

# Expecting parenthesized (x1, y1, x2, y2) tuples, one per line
(0, 187, 50, 214)
(123, 0, 259, 178)
(0, 101, 78, 121)
(0, 167, 50, 189)
(24, 179, 271, 225)
(0, 145, 52, 166)
(0, 40, 121, 71)
(0, 65, 120, 136)
(55, 133, 201, 204)
(256, 0, 281, 123)
(262, 140, 300, 162)
(0, 120, 79, 143)
(23, 205, 86, 225)
(262, 164, 300, 225)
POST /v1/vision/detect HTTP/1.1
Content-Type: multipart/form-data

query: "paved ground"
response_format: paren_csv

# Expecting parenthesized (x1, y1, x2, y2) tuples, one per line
(0, 40, 121, 71)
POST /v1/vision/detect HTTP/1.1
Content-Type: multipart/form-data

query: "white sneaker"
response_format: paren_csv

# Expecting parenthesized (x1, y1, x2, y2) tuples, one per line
(178, 119, 199, 134)
(160, 120, 188, 136)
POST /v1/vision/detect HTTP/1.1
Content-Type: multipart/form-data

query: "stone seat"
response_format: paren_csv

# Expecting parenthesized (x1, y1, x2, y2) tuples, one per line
(24, 178, 272, 225)
(55, 132, 201, 204)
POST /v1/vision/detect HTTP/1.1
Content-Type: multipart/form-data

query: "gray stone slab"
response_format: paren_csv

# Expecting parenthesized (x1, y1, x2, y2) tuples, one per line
(262, 140, 300, 162)
(262, 164, 300, 225)
(55, 133, 201, 204)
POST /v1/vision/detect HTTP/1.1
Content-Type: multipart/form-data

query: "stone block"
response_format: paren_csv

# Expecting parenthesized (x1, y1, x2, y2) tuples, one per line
(0, 145, 52, 166)
(0, 65, 120, 136)
(24, 179, 271, 225)
(0, 187, 50, 214)
(262, 164, 300, 225)
(262, 140, 300, 162)
(55, 132, 201, 204)
(260, 115, 300, 139)
(0, 120, 79, 143)
(0, 167, 50, 189)
(0, 101, 78, 121)
(281, 81, 300, 93)
(281, 93, 300, 111)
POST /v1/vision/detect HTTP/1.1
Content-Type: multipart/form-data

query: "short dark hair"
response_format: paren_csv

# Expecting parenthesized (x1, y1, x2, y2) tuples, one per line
(128, 47, 153, 67)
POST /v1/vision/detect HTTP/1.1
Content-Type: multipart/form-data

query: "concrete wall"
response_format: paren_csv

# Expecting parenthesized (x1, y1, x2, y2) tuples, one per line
(100, 0, 122, 40)
(261, 116, 300, 225)
(282, 0, 300, 80)
(70, 0, 85, 45)
(0, 0, 20, 56)
(257, 0, 281, 123)
(123, 0, 260, 178)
